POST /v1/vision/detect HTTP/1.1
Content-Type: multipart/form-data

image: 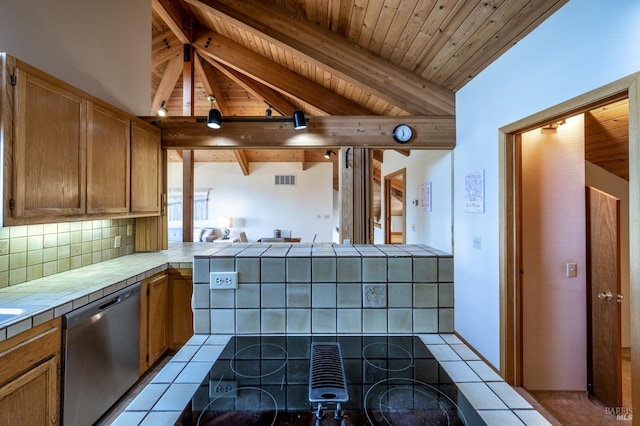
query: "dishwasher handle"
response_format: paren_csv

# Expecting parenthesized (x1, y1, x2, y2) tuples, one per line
(98, 296, 121, 310)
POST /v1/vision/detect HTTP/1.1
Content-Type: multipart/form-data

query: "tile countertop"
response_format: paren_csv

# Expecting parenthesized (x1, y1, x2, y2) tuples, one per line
(113, 333, 553, 426)
(0, 242, 222, 343)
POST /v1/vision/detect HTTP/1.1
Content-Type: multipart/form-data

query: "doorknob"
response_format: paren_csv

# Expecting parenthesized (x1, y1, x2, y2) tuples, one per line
(617, 294, 624, 302)
(597, 291, 613, 301)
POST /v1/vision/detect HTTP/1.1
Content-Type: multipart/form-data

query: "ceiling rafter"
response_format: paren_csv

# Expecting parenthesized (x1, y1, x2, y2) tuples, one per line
(202, 56, 299, 116)
(193, 54, 230, 115)
(152, 0, 193, 43)
(151, 53, 183, 115)
(233, 150, 250, 175)
(185, 0, 454, 115)
(193, 29, 374, 116)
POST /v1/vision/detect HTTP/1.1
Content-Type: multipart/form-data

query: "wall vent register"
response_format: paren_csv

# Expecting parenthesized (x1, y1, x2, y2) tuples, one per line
(274, 174, 297, 186)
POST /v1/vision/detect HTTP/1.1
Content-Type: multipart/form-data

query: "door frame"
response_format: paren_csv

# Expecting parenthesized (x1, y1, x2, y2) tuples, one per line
(498, 72, 639, 410)
(384, 168, 406, 244)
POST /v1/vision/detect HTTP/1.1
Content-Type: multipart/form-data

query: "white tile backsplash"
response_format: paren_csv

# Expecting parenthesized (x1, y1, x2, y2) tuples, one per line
(202, 244, 453, 336)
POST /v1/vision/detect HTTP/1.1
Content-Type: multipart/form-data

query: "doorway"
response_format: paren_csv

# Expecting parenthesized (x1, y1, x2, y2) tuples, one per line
(499, 75, 638, 413)
(384, 168, 406, 244)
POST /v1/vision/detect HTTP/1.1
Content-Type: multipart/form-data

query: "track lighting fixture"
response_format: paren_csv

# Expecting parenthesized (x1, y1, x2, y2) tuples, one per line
(203, 107, 309, 131)
(157, 101, 168, 117)
(324, 149, 336, 159)
(207, 95, 221, 129)
(293, 110, 307, 130)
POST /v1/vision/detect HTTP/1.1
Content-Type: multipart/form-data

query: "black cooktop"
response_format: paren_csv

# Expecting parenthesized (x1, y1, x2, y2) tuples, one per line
(177, 336, 486, 426)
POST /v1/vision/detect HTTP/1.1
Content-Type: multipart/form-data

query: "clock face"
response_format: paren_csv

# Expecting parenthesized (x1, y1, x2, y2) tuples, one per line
(393, 124, 413, 143)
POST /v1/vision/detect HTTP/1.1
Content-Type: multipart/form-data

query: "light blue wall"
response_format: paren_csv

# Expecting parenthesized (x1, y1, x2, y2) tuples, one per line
(454, 0, 640, 368)
(0, 0, 151, 115)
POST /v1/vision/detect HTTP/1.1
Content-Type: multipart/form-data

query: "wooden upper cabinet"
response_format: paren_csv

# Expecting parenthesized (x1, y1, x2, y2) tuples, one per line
(87, 102, 130, 214)
(12, 67, 87, 219)
(131, 121, 161, 215)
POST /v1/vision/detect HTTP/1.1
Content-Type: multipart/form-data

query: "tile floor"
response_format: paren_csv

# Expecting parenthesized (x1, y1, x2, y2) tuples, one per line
(109, 333, 554, 426)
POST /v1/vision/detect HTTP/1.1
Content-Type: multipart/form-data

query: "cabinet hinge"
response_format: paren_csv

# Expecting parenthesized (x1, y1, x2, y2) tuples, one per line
(10, 75, 16, 86)
(8, 199, 15, 210)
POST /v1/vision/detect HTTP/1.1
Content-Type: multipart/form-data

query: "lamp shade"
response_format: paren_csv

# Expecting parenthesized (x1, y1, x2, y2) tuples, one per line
(293, 110, 307, 130)
(207, 109, 222, 129)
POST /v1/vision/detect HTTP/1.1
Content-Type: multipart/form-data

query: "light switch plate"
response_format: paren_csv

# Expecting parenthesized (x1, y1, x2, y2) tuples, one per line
(210, 271, 238, 289)
(566, 262, 578, 278)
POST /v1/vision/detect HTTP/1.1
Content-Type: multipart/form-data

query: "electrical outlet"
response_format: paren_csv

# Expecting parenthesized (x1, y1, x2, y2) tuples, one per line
(114, 235, 121, 248)
(210, 271, 238, 289)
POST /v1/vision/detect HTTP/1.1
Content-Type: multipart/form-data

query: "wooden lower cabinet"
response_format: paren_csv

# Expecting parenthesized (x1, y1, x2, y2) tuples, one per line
(169, 269, 194, 350)
(0, 318, 62, 426)
(139, 269, 193, 375)
(139, 272, 169, 375)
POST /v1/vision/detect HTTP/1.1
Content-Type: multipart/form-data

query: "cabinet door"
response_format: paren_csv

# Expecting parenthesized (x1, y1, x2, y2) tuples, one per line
(169, 269, 193, 349)
(12, 67, 86, 218)
(0, 357, 59, 426)
(131, 121, 161, 215)
(147, 273, 169, 366)
(87, 102, 130, 214)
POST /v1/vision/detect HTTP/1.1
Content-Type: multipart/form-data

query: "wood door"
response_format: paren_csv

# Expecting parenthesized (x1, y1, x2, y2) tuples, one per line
(586, 186, 622, 408)
(12, 67, 86, 219)
(384, 168, 406, 244)
(147, 273, 169, 366)
(86, 102, 130, 214)
(0, 357, 59, 426)
(131, 121, 161, 214)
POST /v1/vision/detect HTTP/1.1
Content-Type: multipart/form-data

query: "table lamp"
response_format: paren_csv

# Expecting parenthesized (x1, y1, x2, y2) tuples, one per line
(221, 217, 233, 239)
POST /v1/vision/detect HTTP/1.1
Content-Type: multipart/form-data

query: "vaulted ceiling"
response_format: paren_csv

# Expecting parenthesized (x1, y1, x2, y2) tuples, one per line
(153, 0, 570, 188)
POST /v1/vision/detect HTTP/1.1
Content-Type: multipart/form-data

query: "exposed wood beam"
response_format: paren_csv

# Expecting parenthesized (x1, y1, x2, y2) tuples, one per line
(233, 150, 249, 175)
(192, 53, 214, 104)
(373, 150, 384, 163)
(183, 45, 195, 116)
(201, 56, 299, 116)
(185, 0, 454, 115)
(298, 149, 307, 170)
(194, 55, 230, 115)
(193, 30, 373, 116)
(394, 149, 411, 157)
(152, 0, 191, 44)
(152, 30, 182, 67)
(144, 115, 455, 149)
(151, 53, 183, 115)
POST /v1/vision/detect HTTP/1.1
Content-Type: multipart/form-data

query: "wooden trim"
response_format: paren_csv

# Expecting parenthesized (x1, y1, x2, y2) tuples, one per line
(499, 72, 639, 406)
(384, 168, 406, 244)
(627, 76, 640, 422)
(339, 146, 353, 243)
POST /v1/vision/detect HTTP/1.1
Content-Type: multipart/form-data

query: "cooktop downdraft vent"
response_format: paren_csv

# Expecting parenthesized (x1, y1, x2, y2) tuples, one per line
(309, 342, 349, 403)
(274, 174, 296, 186)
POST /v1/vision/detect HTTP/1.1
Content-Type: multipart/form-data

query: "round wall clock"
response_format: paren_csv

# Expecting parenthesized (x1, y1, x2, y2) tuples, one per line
(392, 124, 413, 143)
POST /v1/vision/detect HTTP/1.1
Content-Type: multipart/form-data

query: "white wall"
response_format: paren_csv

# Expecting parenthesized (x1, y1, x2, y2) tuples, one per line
(168, 162, 334, 243)
(521, 116, 586, 390)
(455, 0, 640, 369)
(378, 150, 452, 253)
(0, 0, 150, 115)
(586, 161, 631, 347)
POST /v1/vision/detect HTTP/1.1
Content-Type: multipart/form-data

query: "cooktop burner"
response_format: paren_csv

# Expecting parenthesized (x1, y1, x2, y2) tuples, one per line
(178, 336, 486, 426)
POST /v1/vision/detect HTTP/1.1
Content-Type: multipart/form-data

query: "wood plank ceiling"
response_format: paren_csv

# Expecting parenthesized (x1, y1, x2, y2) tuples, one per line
(153, 0, 570, 181)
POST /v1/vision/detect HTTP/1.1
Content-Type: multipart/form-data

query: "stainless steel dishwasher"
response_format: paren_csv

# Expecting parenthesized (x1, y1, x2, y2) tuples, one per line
(62, 283, 141, 426)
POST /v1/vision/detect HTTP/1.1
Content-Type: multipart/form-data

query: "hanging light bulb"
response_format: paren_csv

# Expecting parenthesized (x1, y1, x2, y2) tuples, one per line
(157, 100, 168, 117)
